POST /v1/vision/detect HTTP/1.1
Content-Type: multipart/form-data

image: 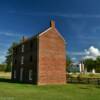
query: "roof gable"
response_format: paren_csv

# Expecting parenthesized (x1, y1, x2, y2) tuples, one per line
(39, 27, 66, 42)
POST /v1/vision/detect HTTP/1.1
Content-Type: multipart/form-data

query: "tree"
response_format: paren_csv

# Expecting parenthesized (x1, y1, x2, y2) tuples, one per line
(96, 56, 100, 73)
(66, 55, 72, 71)
(5, 42, 18, 72)
(84, 57, 100, 73)
(84, 59, 96, 72)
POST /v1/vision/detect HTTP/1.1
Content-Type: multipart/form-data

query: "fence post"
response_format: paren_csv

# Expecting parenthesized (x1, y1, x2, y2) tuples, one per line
(97, 79, 100, 85)
(87, 78, 89, 84)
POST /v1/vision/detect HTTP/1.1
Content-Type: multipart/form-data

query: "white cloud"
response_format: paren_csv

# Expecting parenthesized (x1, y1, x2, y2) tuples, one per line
(58, 14, 100, 18)
(69, 46, 100, 61)
(0, 32, 23, 37)
(69, 52, 86, 56)
(4, 32, 22, 37)
(18, 12, 100, 18)
(71, 57, 77, 61)
(83, 46, 100, 60)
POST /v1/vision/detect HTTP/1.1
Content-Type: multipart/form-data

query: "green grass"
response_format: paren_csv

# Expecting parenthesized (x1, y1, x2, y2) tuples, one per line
(0, 72, 100, 100)
(0, 82, 100, 100)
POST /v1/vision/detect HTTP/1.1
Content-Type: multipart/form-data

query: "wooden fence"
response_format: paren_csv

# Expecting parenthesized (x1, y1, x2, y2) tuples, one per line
(68, 77, 100, 85)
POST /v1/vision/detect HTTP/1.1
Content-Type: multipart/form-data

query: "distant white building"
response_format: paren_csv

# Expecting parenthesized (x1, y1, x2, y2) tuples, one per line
(92, 69, 96, 74)
(68, 60, 98, 74)
(68, 61, 85, 73)
(79, 61, 85, 73)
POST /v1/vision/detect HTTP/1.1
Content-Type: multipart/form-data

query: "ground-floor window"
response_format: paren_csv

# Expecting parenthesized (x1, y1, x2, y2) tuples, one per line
(14, 70, 16, 79)
(29, 69, 32, 81)
(20, 68, 23, 81)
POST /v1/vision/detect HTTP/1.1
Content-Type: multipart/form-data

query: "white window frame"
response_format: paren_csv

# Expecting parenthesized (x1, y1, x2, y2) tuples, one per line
(21, 56, 24, 64)
(22, 44, 24, 52)
(29, 69, 32, 81)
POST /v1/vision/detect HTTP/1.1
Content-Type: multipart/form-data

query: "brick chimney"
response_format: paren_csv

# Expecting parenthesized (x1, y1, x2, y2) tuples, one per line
(50, 20, 55, 28)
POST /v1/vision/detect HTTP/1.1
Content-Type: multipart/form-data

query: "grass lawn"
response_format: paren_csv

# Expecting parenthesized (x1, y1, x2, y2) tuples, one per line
(0, 72, 100, 100)
(0, 82, 100, 100)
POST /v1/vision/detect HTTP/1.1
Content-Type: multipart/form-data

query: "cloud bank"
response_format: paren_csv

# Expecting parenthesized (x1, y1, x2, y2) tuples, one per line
(69, 46, 100, 61)
(83, 46, 100, 60)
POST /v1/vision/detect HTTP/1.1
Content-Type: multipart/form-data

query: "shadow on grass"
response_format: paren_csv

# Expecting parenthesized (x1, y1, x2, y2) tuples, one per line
(0, 77, 37, 85)
(0, 78, 12, 83)
(0, 78, 24, 84)
(96, 85, 100, 88)
(79, 87, 89, 89)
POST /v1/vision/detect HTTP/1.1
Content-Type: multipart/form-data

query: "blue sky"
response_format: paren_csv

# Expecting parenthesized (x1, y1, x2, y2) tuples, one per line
(0, 0, 100, 63)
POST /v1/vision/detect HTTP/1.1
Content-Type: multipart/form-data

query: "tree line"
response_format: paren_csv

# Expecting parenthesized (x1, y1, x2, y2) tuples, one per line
(0, 42, 17, 72)
(84, 57, 100, 73)
(66, 56, 100, 73)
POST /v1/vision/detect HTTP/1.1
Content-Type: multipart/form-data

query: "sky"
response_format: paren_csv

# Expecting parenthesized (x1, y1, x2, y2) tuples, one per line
(0, 0, 100, 63)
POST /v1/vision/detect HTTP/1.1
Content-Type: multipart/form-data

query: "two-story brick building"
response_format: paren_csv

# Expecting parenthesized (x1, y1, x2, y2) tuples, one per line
(12, 21, 66, 85)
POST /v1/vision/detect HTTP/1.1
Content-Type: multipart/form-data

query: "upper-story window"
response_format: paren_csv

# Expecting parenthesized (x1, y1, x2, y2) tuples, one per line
(13, 48, 17, 54)
(21, 56, 24, 64)
(14, 59, 17, 64)
(30, 55, 33, 62)
(22, 44, 24, 52)
(15, 48, 17, 54)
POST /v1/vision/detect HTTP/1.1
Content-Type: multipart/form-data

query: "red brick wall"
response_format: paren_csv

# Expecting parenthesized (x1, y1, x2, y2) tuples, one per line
(38, 27, 66, 85)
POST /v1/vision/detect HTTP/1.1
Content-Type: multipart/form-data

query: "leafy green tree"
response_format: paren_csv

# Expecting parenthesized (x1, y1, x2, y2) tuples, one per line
(96, 56, 100, 73)
(66, 55, 72, 71)
(5, 42, 18, 72)
(84, 59, 96, 72)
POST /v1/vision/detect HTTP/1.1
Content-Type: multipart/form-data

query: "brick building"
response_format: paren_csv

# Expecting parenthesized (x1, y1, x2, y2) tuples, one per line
(12, 21, 66, 85)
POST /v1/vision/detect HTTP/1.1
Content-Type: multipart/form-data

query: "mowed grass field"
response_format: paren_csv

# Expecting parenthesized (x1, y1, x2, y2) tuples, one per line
(0, 72, 100, 100)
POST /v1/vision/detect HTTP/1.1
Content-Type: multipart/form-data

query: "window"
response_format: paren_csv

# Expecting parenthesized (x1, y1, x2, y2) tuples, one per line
(20, 68, 23, 81)
(14, 48, 17, 54)
(21, 56, 24, 64)
(14, 70, 16, 79)
(29, 69, 32, 81)
(22, 44, 24, 52)
(14, 59, 17, 64)
(30, 55, 33, 62)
